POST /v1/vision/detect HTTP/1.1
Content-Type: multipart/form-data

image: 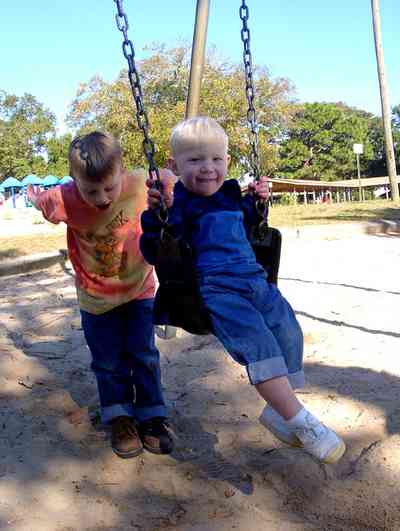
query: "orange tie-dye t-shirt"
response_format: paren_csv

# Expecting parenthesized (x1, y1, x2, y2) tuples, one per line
(35, 170, 155, 314)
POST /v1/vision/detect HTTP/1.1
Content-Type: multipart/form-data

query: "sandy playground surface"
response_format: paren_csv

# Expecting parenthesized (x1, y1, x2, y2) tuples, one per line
(0, 221, 400, 530)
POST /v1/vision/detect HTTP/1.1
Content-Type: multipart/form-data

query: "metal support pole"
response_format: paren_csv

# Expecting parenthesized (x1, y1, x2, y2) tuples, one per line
(268, 181, 273, 206)
(356, 153, 362, 202)
(371, 0, 399, 201)
(163, 0, 210, 341)
(186, 0, 210, 119)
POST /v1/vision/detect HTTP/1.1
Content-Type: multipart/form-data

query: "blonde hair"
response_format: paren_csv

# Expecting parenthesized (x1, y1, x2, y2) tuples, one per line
(170, 116, 228, 156)
(69, 131, 122, 182)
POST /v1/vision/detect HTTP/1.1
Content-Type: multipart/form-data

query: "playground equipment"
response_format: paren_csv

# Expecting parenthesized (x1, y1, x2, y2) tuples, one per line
(21, 174, 43, 186)
(42, 175, 59, 188)
(0, 177, 23, 208)
(112, 0, 282, 335)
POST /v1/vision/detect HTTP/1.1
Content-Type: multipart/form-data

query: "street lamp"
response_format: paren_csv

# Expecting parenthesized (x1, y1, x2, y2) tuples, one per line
(353, 143, 364, 201)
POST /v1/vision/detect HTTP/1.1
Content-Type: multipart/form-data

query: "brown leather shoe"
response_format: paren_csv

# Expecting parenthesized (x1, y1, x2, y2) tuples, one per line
(139, 417, 174, 455)
(111, 416, 143, 458)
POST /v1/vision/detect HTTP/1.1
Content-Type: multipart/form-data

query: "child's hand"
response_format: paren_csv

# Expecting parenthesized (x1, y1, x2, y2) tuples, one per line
(27, 185, 41, 208)
(146, 169, 176, 209)
(248, 176, 270, 201)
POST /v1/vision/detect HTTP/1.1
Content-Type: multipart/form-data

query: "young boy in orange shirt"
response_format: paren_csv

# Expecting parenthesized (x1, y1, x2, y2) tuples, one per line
(28, 131, 173, 459)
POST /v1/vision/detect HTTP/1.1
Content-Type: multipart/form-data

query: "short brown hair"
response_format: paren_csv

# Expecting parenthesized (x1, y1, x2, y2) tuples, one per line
(69, 132, 122, 182)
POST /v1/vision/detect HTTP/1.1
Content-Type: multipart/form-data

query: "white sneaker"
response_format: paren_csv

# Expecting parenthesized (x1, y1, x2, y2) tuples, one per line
(259, 405, 302, 447)
(294, 412, 346, 464)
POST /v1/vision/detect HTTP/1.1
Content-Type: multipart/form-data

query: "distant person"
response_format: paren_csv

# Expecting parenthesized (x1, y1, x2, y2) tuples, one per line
(28, 132, 173, 459)
(322, 192, 331, 204)
(141, 116, 345, 464)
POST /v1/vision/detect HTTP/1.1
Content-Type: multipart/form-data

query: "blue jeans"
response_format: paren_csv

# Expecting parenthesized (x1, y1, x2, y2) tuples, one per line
(200, 274, 305, 387)
(80, 298, 167, 424)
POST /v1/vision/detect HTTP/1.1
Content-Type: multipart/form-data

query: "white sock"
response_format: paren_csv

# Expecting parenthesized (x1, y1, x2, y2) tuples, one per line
(286, 407, 311, 428)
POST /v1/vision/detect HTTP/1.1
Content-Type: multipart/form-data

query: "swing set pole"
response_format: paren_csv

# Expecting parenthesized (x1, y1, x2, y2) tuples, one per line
(186, 0, 210, 118)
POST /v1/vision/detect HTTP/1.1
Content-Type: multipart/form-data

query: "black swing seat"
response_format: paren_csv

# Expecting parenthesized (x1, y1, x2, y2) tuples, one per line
(249, 224, 282, 286)
(153, 231, 211, 335)
(153, 224, 282, 336)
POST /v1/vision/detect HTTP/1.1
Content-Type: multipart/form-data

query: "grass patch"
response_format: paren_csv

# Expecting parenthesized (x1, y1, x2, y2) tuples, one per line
(0, 200, 398, 261)
(269, 199, 400, 227)
(0, 233, 67, 261)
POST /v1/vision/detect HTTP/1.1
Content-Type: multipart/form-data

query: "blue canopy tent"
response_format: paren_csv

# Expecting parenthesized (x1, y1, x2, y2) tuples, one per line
(22, 174, 43, 186)
(42, 175, 59, 188)
(1, 177, 23, 208)
(21, 174, 43, 207)
(60, 175, 73, 185)
(2, 177, 23, 190)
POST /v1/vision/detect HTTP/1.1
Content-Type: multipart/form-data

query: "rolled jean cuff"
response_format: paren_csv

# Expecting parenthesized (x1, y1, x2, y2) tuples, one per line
(246, 356, 305, 389)
(101, 403, 135, 424)
(247, 356, 288, 385)
(135, 405, 168, 423)
(288, 369, 305, 389)
(247, 357, 305, 388)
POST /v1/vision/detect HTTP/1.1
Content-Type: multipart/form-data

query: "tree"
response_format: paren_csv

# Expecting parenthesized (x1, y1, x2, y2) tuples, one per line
(46, 133, 73, 177)
(66, 44, 295, 178)
(278, 102, 375, 181)
(392, 104, 400, 129)
(0, 91, 56, 179)
(367, 106, 400, 175)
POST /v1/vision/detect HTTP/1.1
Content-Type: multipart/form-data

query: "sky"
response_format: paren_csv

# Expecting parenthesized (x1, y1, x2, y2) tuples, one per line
(1, 1, 399, 134)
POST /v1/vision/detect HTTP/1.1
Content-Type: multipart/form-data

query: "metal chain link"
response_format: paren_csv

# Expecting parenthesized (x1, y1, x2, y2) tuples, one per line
(239, 0, 261, 183)
(113, 0, 161, 185)
(239, 1, 268, 222)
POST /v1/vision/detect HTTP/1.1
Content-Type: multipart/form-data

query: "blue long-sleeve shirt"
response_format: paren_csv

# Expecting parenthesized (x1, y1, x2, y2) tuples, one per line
(140, 179, 265, 279)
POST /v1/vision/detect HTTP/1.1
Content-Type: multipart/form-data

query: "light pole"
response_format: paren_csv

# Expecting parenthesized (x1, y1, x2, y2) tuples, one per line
(371, 0, 399, 201)
(353, 143, 363, 201)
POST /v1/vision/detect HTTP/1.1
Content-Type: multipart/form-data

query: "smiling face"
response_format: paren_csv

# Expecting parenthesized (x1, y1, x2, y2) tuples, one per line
(74, 164, 123, 210)
(169, 138, 230, 197)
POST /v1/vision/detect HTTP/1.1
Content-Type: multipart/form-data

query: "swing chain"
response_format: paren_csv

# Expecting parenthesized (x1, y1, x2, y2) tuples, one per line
(239, 0, 260, 183)
(239, 1, 269, 228)
(113, 0, 168, 221)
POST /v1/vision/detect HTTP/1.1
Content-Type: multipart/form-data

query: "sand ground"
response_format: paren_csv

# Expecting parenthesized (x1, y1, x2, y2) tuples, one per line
(1, 221, 400, 530)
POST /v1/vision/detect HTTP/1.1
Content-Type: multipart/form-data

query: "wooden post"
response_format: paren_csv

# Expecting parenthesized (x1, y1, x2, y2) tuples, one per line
(371, 0, 399, 201)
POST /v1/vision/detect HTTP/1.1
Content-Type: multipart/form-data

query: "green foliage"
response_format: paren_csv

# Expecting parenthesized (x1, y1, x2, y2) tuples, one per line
(366, 107, 400, 175)
(0, 91, 56, 179)
(392, 104, 400, 129)
(279, 192, 297, 205)
(46, 133, 73, 177)
(227, 165, 246, 182)
(2, 44, 397, 185)
(278, 102, 375, 181)
(66, 44, 295, 176)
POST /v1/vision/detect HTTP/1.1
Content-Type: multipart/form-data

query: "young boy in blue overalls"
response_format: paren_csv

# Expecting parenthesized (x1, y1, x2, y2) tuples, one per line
(140, 116, 345, 464)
